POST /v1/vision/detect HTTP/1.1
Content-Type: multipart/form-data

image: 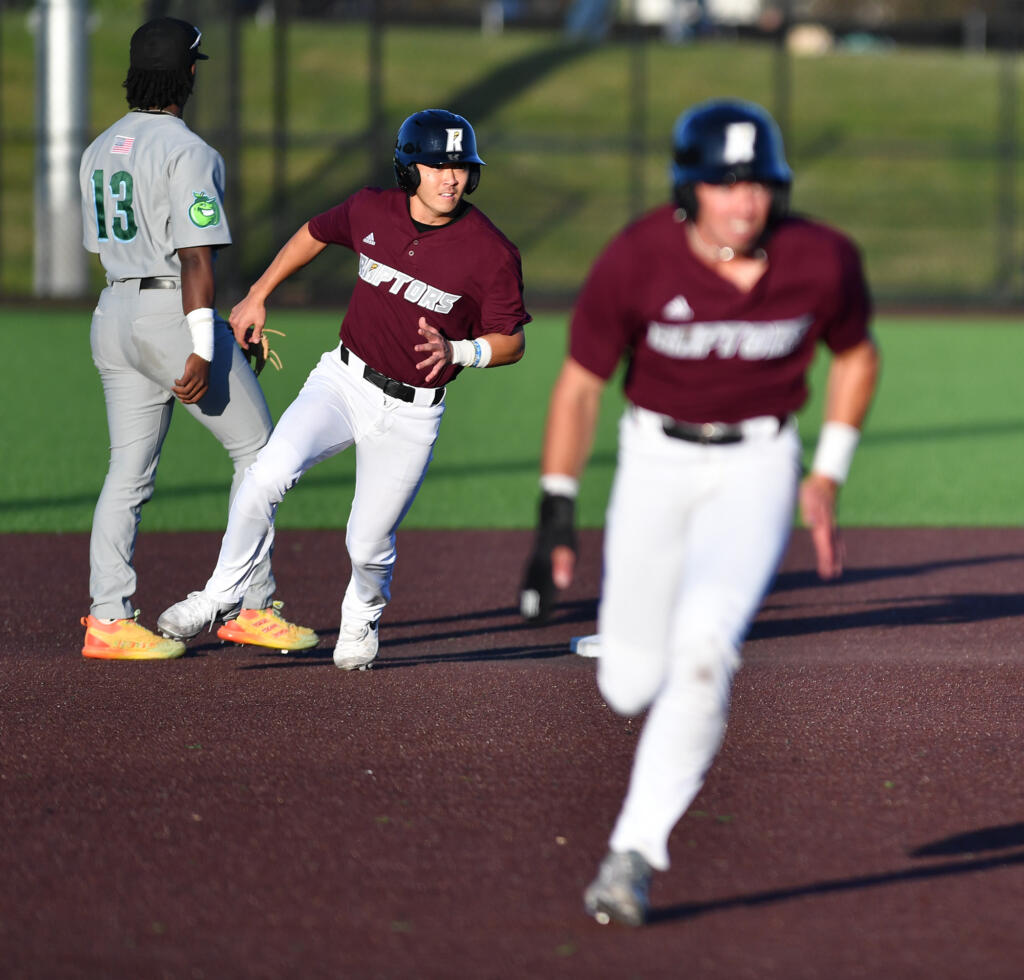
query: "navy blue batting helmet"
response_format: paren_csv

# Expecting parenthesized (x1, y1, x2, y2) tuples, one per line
(394, 109, 485, 195)
(671, 99, 791, 219)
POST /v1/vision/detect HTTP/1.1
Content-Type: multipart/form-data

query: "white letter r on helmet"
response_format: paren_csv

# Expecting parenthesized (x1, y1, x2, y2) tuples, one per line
(445, 128, 463, 153)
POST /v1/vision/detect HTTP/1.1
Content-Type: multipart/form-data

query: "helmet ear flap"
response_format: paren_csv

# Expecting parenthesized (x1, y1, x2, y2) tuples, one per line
(770, 184, 790, 223)
(394, 162, 420, 193)
(673, 183, 697, 219)
(395, 161, 480, 196)
(675, 181, 789, 231)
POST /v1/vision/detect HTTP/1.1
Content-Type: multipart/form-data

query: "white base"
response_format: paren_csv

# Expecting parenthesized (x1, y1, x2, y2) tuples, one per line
(570, 634, 601, 658)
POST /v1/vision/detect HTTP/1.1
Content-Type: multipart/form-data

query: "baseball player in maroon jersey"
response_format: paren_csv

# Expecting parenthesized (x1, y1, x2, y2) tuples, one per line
(158, 109, 529, 668)
(520, 99, 880, 925)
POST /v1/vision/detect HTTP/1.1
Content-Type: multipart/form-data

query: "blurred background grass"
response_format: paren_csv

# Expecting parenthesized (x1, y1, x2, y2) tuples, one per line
(6, 5, 1024, 305)
(3, 310, 1022, 531)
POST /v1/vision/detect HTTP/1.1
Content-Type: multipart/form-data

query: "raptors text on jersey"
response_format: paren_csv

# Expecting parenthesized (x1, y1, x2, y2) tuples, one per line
(308, 187, 529, 388)
(569, 206, 871, 423)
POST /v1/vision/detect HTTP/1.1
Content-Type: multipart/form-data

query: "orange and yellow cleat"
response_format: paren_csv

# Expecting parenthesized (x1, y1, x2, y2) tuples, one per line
(81, 613, 186, 660)
(216, 601, 318, 652)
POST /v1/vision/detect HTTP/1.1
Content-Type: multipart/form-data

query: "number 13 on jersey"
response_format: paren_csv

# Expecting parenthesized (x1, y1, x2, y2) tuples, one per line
(90, 169, 137, 243)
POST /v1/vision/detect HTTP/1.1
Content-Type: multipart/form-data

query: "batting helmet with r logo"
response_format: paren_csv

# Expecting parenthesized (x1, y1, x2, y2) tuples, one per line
(393, 109, 485, 195)
(671, 99, 791, 222)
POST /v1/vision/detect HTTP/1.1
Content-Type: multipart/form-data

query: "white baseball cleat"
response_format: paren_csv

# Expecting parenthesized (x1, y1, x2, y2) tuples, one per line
(570, 634, 601, 658)
(333, 620, 379, 670)
(157, 591, 241, 642)
(584, 850, 652, 927)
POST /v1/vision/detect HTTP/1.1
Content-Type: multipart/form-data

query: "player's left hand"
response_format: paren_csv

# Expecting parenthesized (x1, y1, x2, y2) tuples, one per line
(799, 472, 844, 580)
(414, 317, 450, 384)
(173, 353, 210, 405)
(520, 492, 578, 622)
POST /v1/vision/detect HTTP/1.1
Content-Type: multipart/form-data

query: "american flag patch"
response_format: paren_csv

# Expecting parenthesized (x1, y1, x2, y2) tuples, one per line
(111, 135, 134, 155)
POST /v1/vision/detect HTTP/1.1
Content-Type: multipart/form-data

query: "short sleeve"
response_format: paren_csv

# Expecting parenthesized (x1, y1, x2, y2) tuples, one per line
(167, 142, 232, 250)
(568, 233, 638, 379)
(477, 245, 531, 337)
(308, 199, 355, 249)
(820, 234, 873, 353)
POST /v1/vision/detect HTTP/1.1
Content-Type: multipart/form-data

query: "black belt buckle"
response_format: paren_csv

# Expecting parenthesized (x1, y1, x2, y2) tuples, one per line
(662, 419, 743, 445)
(360, 364, 410, 402)
(662, 416, 787, 444)
(340, 344, 443, 406)
(377, 373, 413, 402)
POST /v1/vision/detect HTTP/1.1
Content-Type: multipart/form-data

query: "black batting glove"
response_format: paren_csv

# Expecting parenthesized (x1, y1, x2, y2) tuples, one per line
(519, 492, 577, 623)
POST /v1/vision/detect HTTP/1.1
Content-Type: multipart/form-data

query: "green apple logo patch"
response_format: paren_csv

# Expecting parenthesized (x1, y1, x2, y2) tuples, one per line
(189, 191, 221, 228)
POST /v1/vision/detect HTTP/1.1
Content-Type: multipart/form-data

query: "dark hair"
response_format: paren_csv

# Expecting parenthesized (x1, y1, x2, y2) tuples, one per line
(123, 64, 195, 110)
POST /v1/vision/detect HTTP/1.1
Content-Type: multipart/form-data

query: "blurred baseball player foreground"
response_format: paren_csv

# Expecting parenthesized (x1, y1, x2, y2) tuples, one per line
(521, 99, 880, 925)
(157, 109, 530, 668)
(78, 17, 315, 660)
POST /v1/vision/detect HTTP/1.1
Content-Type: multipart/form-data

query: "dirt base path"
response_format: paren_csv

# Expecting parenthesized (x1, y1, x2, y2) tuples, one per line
(2, 528, 1023, 979)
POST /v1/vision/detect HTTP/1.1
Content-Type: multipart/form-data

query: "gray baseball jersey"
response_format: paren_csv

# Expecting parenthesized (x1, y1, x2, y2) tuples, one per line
(79, 111, 231, 280)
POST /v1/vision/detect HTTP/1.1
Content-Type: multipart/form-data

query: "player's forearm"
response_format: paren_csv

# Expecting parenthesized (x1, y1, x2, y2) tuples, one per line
(540, 358, 604, 481)
(178, 245, 215, 313)
(811, 338, 880, 485)
(823, 338, 880, 428)
(246, 223, 327, 303)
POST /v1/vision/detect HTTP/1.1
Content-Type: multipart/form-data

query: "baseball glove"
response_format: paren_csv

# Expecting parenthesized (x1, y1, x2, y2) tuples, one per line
(244, 327, 285, 376)
(519, 492, 577, 623)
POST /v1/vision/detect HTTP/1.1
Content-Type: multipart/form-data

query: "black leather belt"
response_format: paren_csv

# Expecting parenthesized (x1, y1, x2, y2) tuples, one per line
(139, 277, 179, 289)
(662, 416, 787, 445)
(340, 345, 444, 406)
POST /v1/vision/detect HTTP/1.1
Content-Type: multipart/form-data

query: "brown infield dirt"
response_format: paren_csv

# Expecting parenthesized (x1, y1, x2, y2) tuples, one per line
(2, 526, 1024, 979)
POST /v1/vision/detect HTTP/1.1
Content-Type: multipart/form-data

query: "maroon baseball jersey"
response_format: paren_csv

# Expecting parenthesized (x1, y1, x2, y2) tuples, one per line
(308, 187, 530, 387)
(570, 205, 872, 423)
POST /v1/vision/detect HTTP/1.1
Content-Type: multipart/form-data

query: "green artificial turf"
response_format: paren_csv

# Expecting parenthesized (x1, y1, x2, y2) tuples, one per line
(2, 310, 1022, 532)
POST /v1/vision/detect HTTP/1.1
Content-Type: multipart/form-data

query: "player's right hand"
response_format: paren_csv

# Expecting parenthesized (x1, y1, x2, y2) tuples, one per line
(229, 293, 267, 348)
(173, 353, 211, 405)
(519, 492, 577, 622)
(413, 317, 450, 384)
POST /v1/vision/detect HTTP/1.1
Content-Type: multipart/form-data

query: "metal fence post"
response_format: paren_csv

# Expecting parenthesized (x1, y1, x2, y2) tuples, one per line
(369, 0, 386, 187)
(272, 0, 290, 249)
(33, 0, 88, 298)
(628, 0, 647, 222)
(994, 12, 1018, 303)
(772, 0, 792, 153)
(221, 3, 243, 297)
(1, 3, 5, 290)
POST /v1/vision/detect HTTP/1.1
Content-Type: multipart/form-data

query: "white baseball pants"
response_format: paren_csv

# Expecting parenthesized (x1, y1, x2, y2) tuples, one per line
(598, 405, 801, 870)
(201, 343, 445, 627)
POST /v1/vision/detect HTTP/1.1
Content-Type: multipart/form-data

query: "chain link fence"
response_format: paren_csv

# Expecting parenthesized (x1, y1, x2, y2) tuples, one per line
(4, 0, 1024, 307)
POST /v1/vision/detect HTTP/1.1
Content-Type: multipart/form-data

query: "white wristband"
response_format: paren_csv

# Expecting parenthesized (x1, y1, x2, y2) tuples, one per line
(811, 421, 860, 484)
(448, 337, 492, 368)
(540, 473, 579, 499)
(185, 307, 215, 362)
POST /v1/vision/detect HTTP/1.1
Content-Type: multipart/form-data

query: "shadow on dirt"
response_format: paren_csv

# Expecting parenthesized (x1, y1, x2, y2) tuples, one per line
(651, 836, 1024, 925)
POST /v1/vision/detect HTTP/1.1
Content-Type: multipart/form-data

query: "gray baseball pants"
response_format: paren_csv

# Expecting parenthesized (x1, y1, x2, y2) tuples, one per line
(88, 278, 275, 620)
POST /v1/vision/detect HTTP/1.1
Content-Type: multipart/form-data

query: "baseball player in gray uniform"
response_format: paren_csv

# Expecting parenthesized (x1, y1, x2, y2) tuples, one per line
(521, 99, 880, 925)
(78, 17, 315, 660)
